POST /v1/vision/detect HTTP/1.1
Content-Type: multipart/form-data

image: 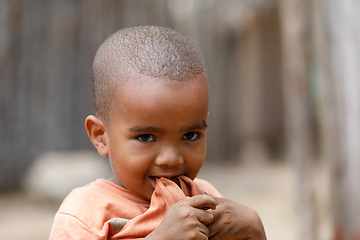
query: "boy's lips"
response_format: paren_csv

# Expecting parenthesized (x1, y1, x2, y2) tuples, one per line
(149, 175, 183, 187)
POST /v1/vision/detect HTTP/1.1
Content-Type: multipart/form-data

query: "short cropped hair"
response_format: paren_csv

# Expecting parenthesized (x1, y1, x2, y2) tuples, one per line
(92, 25, 208, 122)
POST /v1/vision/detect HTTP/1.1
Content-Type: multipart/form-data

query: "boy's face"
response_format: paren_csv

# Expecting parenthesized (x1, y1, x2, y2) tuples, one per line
(105, 74, 209, 200)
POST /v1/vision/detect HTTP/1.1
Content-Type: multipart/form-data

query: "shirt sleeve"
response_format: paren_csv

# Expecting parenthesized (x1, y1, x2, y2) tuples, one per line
(49, 212, 103, 240)
(194, 178, 223, 197)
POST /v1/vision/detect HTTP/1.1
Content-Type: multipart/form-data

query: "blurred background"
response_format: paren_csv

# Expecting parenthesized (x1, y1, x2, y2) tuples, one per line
(0, 0, 359, 240)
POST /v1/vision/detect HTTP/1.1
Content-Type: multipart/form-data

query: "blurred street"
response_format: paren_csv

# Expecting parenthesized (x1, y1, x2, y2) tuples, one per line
(1, 1, 359, 239)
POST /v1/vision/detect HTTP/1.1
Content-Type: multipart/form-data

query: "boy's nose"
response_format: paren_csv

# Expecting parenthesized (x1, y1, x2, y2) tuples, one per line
(155, 146, 184, 167)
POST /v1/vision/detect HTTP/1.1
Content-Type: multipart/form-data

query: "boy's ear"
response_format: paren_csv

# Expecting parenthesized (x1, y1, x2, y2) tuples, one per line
(85, 115, 109, 157)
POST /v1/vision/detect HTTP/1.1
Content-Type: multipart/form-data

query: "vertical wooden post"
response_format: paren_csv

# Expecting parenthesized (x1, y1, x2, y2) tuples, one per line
(317, 0, 360, 239)
(279, 0, 317, 239)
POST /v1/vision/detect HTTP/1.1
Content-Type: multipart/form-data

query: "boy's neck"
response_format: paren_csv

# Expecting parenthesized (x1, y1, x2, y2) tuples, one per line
(109, 175, 123, 187)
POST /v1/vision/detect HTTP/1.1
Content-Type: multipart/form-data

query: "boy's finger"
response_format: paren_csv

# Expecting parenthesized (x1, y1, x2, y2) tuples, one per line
(192, 208, 215, 225)
(207, 207, 220, 221)
(207, 221, 221, 238)
(186, 195, 217, 210)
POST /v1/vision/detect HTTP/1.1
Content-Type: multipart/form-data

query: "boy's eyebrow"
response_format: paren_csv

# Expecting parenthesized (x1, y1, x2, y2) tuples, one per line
(128, 121, 207, 133)
(128, 126, 163, 133)
(182, 120, 208, 132)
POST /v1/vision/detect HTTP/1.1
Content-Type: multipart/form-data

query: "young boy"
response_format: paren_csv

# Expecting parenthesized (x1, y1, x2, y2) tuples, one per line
(49, 25, 266, 240)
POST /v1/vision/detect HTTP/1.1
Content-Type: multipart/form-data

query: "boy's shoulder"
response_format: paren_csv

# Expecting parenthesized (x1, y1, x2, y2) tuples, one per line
(50, 179, 149, 239)
(57, 179, 149, 222)
(194, 178, 222, 197)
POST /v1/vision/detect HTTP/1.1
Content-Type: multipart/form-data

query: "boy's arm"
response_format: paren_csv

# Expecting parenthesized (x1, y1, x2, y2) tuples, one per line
(49, 212, 102, 240)
(207, 197, 267, 240)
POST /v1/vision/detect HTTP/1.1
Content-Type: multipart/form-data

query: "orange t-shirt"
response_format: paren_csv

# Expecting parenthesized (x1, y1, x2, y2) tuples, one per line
(49, 176, 222, 240)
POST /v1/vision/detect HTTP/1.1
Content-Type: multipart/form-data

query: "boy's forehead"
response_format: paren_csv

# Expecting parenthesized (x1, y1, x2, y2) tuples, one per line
(111, 73, 209, 111)
(115, 72, 208, 94)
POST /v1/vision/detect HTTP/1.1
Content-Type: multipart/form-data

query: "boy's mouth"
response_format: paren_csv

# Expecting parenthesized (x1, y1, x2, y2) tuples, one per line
(150, 176, 182, 187)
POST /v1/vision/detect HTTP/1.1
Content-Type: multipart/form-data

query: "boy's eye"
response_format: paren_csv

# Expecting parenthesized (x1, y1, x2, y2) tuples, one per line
(137, 134, 155, 142)
(183, 132, 200, 141)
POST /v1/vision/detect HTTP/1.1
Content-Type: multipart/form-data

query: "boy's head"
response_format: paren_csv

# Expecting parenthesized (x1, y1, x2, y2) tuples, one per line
(92, 25, 208, 122)
(86, 25, 209, 200)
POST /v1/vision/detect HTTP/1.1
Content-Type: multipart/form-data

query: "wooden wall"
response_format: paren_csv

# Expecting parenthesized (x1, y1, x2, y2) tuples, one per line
(0, 0, 284, 190)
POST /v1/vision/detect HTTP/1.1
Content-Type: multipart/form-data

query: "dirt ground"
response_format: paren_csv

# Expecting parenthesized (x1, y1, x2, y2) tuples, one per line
(0, 162, 333, 240)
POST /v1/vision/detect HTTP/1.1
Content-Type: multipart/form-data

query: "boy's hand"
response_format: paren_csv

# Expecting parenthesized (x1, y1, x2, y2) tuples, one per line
(207, 197, 266, 240)
(146, 195, 217, 240)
